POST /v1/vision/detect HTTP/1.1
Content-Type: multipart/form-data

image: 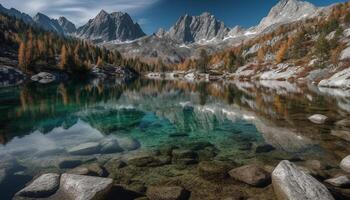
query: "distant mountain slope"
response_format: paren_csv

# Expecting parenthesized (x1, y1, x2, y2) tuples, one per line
(166, 12, 230, 43)
(0, 4, 33, 24)
(58, 17, 76, 34)
(76, 10, 146, 43)
(33, 13, 65, 35)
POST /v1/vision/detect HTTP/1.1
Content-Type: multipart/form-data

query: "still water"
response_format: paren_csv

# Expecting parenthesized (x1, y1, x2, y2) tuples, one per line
(0, 79, 349, 199)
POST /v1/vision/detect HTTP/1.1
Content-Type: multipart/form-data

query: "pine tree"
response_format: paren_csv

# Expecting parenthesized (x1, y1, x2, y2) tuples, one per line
(315, 34, 330, 67)
(198, 49, 209, 73)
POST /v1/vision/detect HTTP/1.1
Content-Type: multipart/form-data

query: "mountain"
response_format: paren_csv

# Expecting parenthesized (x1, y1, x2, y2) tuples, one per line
(58, 17, 76, 34)
(166, 12, 230, 44)
(0, 4, 33, 24)
(76, 10, 146, 43)
(253, 0, 318, 33)
(33, 13, 65, 35)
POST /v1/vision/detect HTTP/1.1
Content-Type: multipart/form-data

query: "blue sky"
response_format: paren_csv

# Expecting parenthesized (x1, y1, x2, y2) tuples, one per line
(0, 0, 347, 34)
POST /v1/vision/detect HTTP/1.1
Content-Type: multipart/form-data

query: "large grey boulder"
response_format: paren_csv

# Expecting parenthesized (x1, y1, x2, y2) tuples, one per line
(229, 164, 271, 187)
(100, 138, 123, 154)
(340, 155, 350, 173)
(146, 186, 190, 200)
(16, 173, 60, 198)
(68, 142, 100, 155)
(272, 160, 334, 200)
(31, 72, 56, 84)
(60, 173, 113, 200)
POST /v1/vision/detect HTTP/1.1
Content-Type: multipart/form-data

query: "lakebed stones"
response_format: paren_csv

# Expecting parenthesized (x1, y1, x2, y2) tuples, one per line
(308, 114, 328, 124)
(272, 160, 334, 200)
(146, 186, 190, 200)
(172, 149, 198, 165)
(104, 159, 127, 173)
(68, 142, 101, 155)
(340, 155, 350, 173)
(69, 163, 108, 177)
(58, 158, 83, 169)
(228, 164, 271, 187)
(15, 173, 60, 198)
(325, 175, 350, 188)
(59, 173, 113, 200)
(198, 161, 230, 180)
(118, 137, 141, 151)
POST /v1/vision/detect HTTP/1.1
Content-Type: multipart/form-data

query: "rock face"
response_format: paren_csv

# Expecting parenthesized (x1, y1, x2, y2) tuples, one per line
(272, 160, 334, 200)
(167, 12, 229, 43)
(340, 155, 350, 173)
(16, 173, 60, 198)
(0, 4, 33, 24)
(254, 0, 318, 33)
(146, 186, 190, 200)
(60, 173, 113, 200)
(308, 114, 328, 124)
(77, 10, 145, 42)
(33, 13, 64, 35)
(58, 17, 76, 34)
(318, 68, 350, 89)
(229, 164, 271, 187)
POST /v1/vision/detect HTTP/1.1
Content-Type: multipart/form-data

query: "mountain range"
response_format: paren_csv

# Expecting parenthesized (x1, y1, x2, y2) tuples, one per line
(0, 0, 335, 63)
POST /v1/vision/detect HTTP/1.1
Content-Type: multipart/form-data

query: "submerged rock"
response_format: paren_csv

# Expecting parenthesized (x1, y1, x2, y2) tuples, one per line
(325, 175, 350, 188)
(31, 72, 56, 84)
(117, 137, 141, 151)
(100, 138, 124, 154)
(198, 161, 230, 180)
(172, 149, 198, 165)
(340, 155, 350, 173)
(59, 173, 113, 200)
(146, 186, 190, 200)
(229, 164, 271, 187)
(104, 159, 127, 174)
(69, 163, 108, 177)
(308, 114, 328, 124)
(15, 173, 60, 198)
(68, 142, 101, 155)
(58, 159, 82, 169)
(272, 160, 334, 200)
(254, 144, 275, 153)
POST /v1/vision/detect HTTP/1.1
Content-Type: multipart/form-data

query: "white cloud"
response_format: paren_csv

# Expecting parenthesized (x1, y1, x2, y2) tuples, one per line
(0, 0, 159, 26)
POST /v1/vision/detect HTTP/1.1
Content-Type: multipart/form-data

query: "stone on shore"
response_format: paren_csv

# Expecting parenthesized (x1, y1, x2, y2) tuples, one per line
(146, 186, 190, 200)
(272, 160, 334, 200)
(325, 175, 350, 188)
(68, 142, 100, 155)
(16, 173, 60, 198)
(59, 173, 113, 200)
(228, 164, 271, 187)
(340, 155, 350, 173)
(308, 114, 328, 124)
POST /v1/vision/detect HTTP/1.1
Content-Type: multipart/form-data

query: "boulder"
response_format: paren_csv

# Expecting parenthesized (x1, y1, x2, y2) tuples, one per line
(59, 173, 113, 200)
(340, 155, 350, 173)
(325, 175, 350, 188)
(340, 46, 350, 60)
(198, 161, 230, 180)
(31, 72, 56, 84)
(100, 138, 124, 154)
(69, 163, 108, 177)
(16, 173, 60, 198)
(68, 142, 100, 155)
(117, 137, 141, 151)
(229, 164, 271, 187)
(308, 114, 328, 124)
(146, 186, 190, 200)
(272, 160, 334, 200)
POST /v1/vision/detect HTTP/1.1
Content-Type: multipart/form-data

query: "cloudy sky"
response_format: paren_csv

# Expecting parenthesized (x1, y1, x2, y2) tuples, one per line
(0, 0, 347, 34)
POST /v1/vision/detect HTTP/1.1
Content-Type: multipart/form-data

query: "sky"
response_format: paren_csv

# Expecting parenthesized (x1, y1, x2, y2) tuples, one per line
(0, 0, 347, 34)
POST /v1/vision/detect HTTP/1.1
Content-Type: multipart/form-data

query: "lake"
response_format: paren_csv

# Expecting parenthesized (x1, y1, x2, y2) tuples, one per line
(1, 78, 350, 200)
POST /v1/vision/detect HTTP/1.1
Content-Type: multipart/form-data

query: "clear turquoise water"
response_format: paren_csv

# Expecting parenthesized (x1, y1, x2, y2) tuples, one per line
(0, 79, 350, 199)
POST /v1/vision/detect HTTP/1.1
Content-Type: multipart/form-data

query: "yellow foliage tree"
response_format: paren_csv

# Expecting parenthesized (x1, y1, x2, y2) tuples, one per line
(18, 41, 27, 72)
(59, 45, 68, 70)
(275, 41, 288, 64)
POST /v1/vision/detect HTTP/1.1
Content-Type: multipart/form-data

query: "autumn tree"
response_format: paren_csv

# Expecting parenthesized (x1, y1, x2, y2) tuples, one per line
(198, 49, 209, 73)
(18, 41, 27, 72)
(275, 41, 288, 64)
(257, 46, 266, 63)
(59, 45, 68, 70)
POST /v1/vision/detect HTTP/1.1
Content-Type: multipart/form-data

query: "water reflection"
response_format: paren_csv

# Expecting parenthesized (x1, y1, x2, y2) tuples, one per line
(0, 78, 350, 199)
